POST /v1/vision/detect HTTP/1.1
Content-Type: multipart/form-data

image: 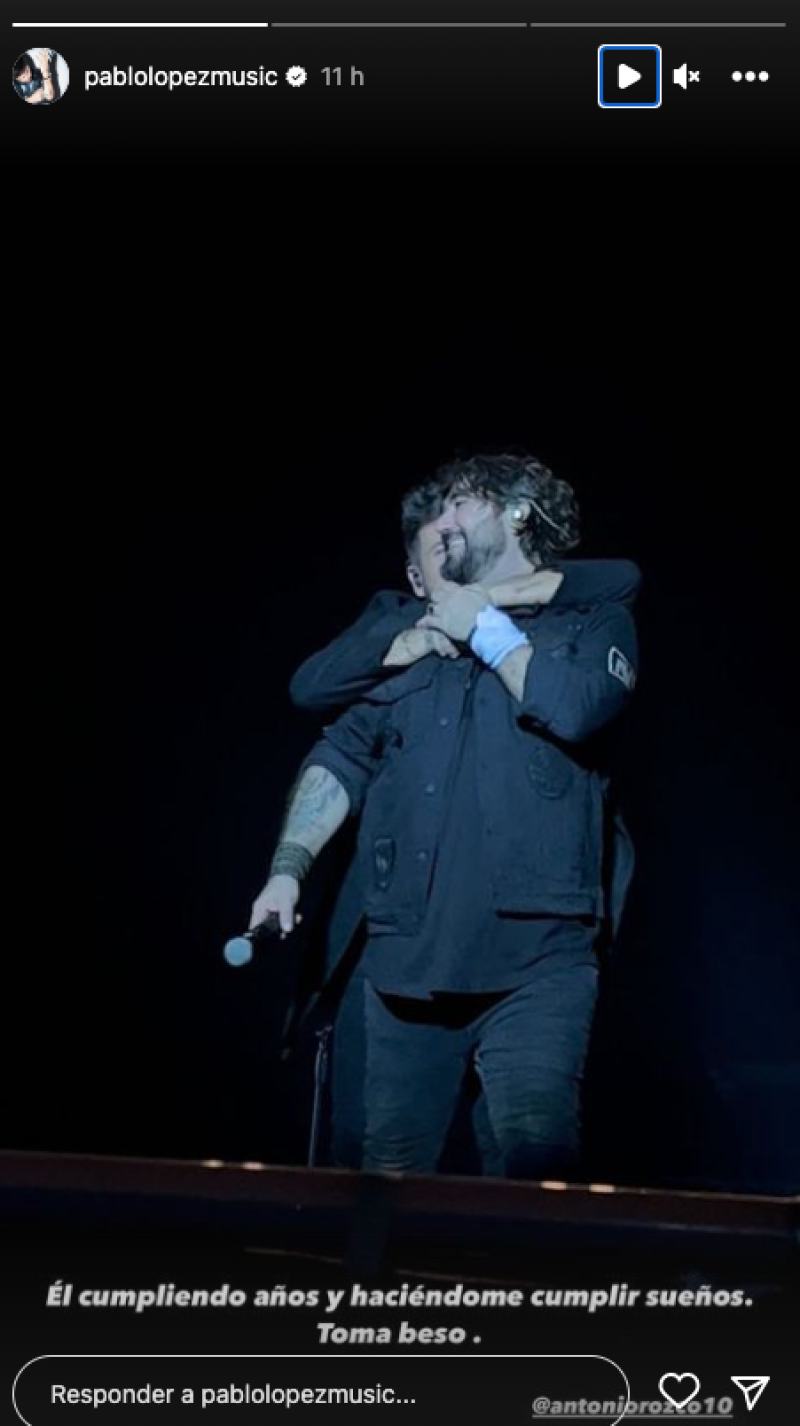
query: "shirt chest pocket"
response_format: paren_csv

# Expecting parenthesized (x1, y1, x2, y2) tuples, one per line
(526, 742, 574, 799)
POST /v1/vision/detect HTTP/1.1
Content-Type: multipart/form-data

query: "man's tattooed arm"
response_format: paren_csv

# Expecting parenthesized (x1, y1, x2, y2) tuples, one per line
(269, 767, 351, 879)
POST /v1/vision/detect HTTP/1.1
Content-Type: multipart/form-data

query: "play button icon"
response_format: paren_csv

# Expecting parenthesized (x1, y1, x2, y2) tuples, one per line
(618, 63, 641, 89)
(599, 45, 662, 107)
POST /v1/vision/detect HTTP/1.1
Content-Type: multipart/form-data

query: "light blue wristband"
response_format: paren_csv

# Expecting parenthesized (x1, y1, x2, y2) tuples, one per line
(469, 606, 529, 670)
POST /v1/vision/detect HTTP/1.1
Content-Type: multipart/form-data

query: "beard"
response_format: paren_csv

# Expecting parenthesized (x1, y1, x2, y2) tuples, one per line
(441, 522, 507, 584)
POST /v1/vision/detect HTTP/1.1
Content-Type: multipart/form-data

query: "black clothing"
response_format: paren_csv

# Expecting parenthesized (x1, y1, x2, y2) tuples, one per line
(302, 596, 638, 964)
(361, 965, 599, 1175)
(358, 655, 598, 996)
(290, 558, 641, 716)
(285, 559, 640, 1174)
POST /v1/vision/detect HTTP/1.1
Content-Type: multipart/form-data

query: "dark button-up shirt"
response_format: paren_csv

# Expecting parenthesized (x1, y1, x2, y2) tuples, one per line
(300, 598, 638, 993)
(360, 658, 597, 995)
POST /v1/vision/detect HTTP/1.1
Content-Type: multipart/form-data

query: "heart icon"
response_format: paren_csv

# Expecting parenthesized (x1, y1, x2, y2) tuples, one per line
(659, 1374, 701, 1410)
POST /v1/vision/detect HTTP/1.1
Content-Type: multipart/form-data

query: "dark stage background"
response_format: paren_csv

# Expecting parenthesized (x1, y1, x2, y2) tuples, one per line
(5, 21, 798, 1426)
(10, 224, 797, 1196)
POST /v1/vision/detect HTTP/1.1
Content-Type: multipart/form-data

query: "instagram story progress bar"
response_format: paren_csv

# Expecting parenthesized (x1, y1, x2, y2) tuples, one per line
(9, 20, 790, 27)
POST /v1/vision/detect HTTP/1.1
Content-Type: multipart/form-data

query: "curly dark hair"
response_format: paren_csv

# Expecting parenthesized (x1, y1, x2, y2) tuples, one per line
(400, 479, 446, 557)
(431, 452, 581, 564)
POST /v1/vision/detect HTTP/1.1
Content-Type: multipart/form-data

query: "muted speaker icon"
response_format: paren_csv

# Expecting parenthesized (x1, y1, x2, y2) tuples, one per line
(673, 62, 688, 88)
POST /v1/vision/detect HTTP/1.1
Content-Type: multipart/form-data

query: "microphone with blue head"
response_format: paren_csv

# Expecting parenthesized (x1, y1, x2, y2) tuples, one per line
(223, 914, 280, 966)
(223, 910, 303, 966)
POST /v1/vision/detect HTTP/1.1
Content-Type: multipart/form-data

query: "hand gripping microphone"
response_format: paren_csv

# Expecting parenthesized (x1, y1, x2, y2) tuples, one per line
(222, 915, 282, 967)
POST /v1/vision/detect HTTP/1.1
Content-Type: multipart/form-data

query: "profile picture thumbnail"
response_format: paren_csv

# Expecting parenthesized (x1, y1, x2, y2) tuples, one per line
(12, 48, 69, 105)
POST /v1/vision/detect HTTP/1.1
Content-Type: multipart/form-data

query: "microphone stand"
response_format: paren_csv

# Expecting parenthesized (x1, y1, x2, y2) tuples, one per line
(307, 1023, 333, 1167)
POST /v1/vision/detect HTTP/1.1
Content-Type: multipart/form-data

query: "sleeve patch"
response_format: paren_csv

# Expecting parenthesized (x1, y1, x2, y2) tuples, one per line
(608, 645, 636, 691)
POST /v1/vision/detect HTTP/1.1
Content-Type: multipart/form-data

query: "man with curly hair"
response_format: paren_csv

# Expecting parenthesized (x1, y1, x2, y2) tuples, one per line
(251, 454, 639, 1178)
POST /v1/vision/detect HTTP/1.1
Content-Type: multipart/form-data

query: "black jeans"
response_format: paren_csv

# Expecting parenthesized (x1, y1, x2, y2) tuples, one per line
(359, 962, 599, 1178)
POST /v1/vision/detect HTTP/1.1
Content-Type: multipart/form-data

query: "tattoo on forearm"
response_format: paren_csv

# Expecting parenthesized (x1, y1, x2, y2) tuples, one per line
(280, 766, 350, 854)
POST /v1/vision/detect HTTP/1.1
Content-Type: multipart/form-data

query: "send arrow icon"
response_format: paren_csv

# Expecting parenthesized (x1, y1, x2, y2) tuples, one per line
(618, 63, 641, 89)
(731, 1378, 770, 1412)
